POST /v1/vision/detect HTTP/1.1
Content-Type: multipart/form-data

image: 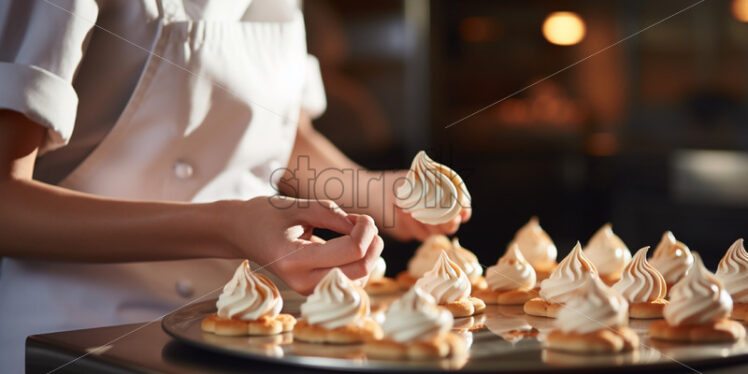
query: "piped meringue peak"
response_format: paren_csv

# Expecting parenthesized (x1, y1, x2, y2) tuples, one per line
(508, 217, 558, 270)
(612, 247, 667, 303)
(649, 231, 694, 286)
(216, 260, 283, 321)
(538, 242, 597, 303)
(664, 253, 732, 326)
(415, 250, 472, 304)
(407, 235, 483, 280)
(583, 223, 631, 276)
(486, 244, 536, 291)
(395, 151, 471, 225)
(381, 286, 453, 343)
(556, 275, 629, 334)
(716, 239, 748, 303)
(300, 268, 370, 329)
(369, 257, 387, 282)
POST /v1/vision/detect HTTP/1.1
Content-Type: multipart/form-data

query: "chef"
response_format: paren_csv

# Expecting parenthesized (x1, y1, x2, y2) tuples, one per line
(0, 0, 470, 372)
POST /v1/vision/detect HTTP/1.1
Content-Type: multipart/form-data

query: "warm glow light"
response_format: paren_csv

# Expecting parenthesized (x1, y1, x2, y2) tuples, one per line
(542, 12, 586, 46)
(732, 0, 748, 22)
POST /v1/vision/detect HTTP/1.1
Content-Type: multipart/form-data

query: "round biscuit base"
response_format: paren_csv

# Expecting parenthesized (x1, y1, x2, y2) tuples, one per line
(649, 318, 746, 343)
(396, 271, 417, 289)
(629, 300, 668, 319)
(545, 326, 639, 353)
(364, 277, 401, 295)
(201, 313, 296, 336)
(473, 288, 537, 305)
(292, 318, 383, 344)
(443, 297, 486, 318)
(523, 298, 563, 318)
(732, 302, 748, 321)
(365, 333, 466, 359)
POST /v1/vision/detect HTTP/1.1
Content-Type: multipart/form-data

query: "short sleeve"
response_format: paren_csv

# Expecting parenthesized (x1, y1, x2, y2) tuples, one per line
(0, 0, 99, 153)
(301, 54, 326, 119)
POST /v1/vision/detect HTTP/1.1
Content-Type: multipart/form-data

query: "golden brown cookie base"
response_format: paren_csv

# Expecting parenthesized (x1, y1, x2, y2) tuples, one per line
(523, 298, 563, 318)
(649, 318, 746, 343)
(732, 302, 748, 321)
(599, 273, 622, 287)
(473, 288, 537, 305)
(629, 299, 668, 319)
(292, 318, 383, 344)
(442, 297, 486, 318)
(365, 333, 466, 359)
(201, 313, 296, 336)
(396, 271, 417, 289)
(365, 277, 400, 295)
(545, 326, 639, 353)
(471, 276, 488, 291)
(453, 314, 487, 333)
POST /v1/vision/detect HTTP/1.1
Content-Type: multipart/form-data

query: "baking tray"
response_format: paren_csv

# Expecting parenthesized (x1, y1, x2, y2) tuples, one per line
(162, 295, 748, 372)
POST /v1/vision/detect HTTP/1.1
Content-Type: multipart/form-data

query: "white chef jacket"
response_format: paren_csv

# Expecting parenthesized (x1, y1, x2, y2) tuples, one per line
(0, 0, 326, 372)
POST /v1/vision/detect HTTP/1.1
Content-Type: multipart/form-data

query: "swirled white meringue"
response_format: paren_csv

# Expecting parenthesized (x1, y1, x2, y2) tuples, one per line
(716, 239, 748, 303)
(381, 286, 453, 343)
(369, 257, 387, 282)
(508, 217, 558, 270)
(407, 235, 483, 281)
(449, 238, 484, 280)
(664, 253, 732, 326)
(649, 231, 693, 285)
(556, 275, 629, 334)
(415, 250, 472, 304)
(216, 260, 283, 321)
(407, 235, 453, 277)
(486, 244, 536, 291)
(612, 247, 667, 303)
(300, 268, 370, 329)
(395, 151, 471, 225)
(583, 223, 631, 276)
(538, 242, 598, 303)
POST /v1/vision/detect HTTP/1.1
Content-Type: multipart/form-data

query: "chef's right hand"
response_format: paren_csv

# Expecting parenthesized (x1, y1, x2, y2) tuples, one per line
(231, 196, 383, 295)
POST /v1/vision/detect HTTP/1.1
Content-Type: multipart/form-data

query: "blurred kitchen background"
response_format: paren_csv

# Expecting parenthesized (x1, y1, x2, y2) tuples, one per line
(303, 0, 748, 271)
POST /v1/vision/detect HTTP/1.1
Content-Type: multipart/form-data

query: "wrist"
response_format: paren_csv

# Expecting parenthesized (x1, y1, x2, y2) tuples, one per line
(201, 199, 242, 259)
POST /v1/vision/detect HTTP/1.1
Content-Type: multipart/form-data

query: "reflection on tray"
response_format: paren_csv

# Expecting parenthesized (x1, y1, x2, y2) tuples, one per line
(201, 332, 291, 358)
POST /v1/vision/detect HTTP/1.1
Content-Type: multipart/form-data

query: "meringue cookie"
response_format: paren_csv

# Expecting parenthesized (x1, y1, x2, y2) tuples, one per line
(395, 151, 470, 225)
(449, 238, 484, 280)
(415, 250, 472, 304)
(716, 239, 748, 303)
(486, 244, 536, 292)
(612, 247, 666, 303)
(649, 231, 693, 286)
(369, 257, 387, 282)
(664, 253, 732, 326)
(508, 217, 558, 270)
(300, 268, 370, 329)
(381, 286, 453, 343)
(557, 275, 629, 334)
(216, 260, 283, 321)
(538, 242, 598, 303)
(583, 223, 631, 278)
(407, 235, 453, 278)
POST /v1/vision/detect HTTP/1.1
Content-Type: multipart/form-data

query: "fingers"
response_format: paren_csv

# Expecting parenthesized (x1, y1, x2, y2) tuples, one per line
(336, 234, 384, 281)
(460, 207, 472, 222)
(292, 199, 353, 234)
(293, 214, 378, 268)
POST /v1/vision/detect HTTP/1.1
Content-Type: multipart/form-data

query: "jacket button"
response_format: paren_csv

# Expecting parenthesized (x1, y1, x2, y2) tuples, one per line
(176, 279, 195, 298)
(173, 161, 194, 179)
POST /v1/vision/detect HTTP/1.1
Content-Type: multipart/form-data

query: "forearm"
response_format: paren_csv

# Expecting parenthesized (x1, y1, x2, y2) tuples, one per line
(282, 111, 401, 226)
(0, 178, 237, 262)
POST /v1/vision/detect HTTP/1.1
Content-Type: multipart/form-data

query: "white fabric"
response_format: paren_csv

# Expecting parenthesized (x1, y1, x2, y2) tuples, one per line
(0, 1, 325, 372)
